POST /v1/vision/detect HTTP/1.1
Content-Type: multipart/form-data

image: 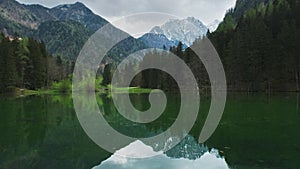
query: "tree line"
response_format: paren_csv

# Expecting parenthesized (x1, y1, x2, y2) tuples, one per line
(0, 33, 73, 93)
(102, 43, 209, 91)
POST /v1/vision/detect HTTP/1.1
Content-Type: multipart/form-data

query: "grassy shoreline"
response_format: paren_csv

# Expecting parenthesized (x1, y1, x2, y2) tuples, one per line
(8, 86, 154, 97)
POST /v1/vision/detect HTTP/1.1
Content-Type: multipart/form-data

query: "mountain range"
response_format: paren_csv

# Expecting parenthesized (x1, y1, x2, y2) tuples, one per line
(139, 17, 220, 50)
(0, 0, 146, 61)
(0, 0, 108, 35)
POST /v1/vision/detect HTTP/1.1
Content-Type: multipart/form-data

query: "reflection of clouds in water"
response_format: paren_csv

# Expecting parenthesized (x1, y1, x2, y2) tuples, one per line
(93, 135, 229, 169)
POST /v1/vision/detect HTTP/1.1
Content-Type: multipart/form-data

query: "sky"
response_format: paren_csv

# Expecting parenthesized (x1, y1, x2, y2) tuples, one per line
(16, 0, 236, 37)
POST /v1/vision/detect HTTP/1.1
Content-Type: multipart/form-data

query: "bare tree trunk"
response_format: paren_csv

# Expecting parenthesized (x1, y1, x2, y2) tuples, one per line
(268, 81, 271, 94)
(296, 71, 299, 92)
(21, 68, 24, 89)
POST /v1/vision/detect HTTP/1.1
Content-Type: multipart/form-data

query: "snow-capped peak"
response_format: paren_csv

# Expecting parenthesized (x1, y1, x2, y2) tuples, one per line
(149, 17, 208, 46)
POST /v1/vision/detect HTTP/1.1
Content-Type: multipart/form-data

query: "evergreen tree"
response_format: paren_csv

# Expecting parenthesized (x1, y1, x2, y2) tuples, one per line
(102, 64, 112, 86)
(0, 37, 17, 91)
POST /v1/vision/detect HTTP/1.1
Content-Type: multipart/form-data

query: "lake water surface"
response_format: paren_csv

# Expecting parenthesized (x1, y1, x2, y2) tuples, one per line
(0, 93, 299, 169)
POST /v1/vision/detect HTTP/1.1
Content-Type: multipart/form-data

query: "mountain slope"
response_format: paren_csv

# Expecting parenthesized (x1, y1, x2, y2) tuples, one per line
(37, 20, 91, 60)
(0, 0, 109, 60)
(0, 0, 108, 32)
(0, 0, 147, 62)
(0, 0, 40, 29)
(26, 4, 56, 22)
(207, 20, 221, 32)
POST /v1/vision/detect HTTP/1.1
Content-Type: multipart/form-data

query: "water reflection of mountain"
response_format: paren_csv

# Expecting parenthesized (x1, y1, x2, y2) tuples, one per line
(93, 135, 229, 169)
(165, 135, 209, 160)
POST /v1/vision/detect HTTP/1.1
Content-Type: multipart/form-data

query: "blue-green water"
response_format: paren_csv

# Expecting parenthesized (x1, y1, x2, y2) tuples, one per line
(0, 93, 299, 169)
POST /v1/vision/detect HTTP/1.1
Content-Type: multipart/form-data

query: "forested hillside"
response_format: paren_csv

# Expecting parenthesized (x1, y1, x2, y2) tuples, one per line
(0, 0, 107, 60)
(0, 0, 147, 62)
(208, 0, 300, 91)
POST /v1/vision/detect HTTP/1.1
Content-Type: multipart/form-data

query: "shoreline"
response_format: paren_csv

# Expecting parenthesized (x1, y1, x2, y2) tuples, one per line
(1, 87, 300, 98)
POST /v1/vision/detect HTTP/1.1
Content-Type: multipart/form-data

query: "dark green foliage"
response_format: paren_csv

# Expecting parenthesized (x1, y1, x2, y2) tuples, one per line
(0, 34, 69, 92)
(233, 0, 275, 19)
(0, 33, 17, 92)
(208, 0, 300, 91)
(24, 38, 47, 89)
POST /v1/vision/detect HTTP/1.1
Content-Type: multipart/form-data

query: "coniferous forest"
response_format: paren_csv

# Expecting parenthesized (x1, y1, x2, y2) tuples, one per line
(110, 0, 299, 92)
(209, 0, 300, 92)
(0, 33, 72, 92)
